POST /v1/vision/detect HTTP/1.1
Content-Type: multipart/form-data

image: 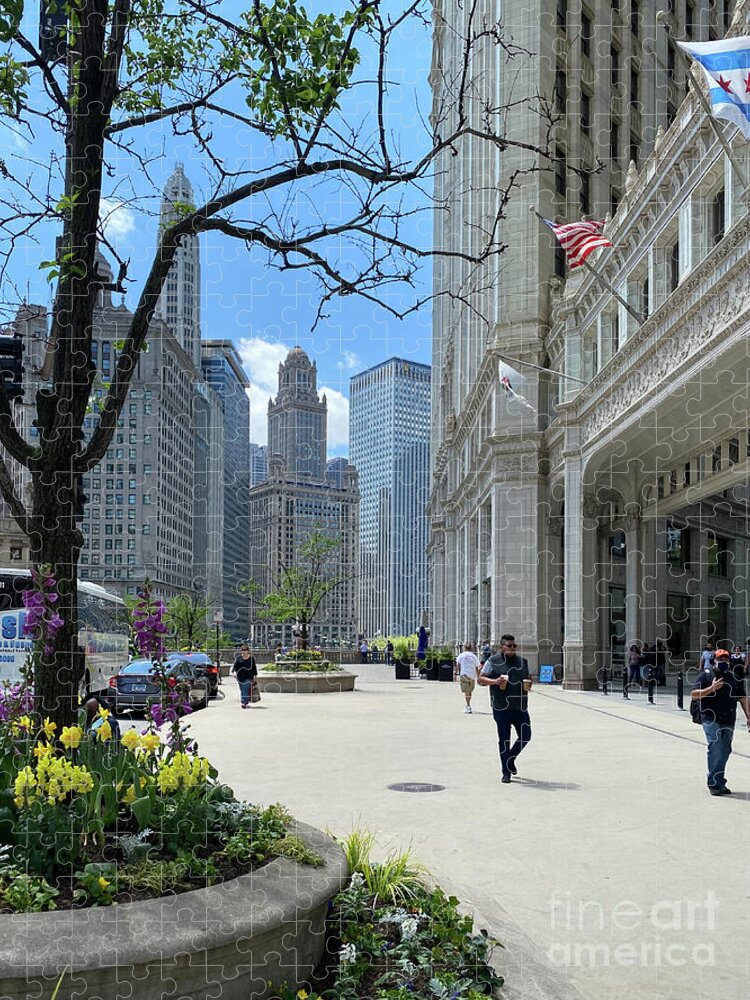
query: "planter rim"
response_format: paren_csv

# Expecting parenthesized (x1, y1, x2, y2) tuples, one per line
(0, 820, 347, 976)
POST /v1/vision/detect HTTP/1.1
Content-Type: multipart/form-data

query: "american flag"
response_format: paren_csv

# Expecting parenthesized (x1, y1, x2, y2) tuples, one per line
(543, 218, 613, 269)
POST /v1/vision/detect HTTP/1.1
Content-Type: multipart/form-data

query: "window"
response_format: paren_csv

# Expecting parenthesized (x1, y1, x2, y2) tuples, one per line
(555, 68, 567, 113)
(641, 276, 649, 320)
(611, 187, 622, 214)
(628, 133, 639, 166)
(669, 240, 680, 292)
(711, 189, 725, 245)
(664, 593, 691, 656)
(555, 149, 566, 196)
(580, 172, 591, 215)
(581, 10, 592, 58)
(611, 45, 620, 89)
(630, 68, 639, 108)
(666, 526, 689, 567)
(554, 242, 567, 278)
(556, 0, 566, 30)
(610, 122, 619, 168)
(707, 534, 730, 577)
(630, 0, 640, 35)
(610, 532, 626, 559)
(729, 437, 739, 465)
(581, 90, 592, 134)
(686, 0, 694, 38)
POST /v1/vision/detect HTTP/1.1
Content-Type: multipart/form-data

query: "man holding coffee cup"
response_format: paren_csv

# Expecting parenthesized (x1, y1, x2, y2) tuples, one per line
(478, 634, 532, 783)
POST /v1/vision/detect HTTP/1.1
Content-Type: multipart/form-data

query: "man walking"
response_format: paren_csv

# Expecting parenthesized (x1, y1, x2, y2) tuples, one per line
(691, 648, 750, 795)
(478, 634, 532, 783)
(232, 644, 258, 709)
(454, 642, 480, 714)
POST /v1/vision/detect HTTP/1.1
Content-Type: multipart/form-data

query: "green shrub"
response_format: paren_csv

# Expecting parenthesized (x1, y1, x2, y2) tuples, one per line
(0, 869, 59, 912)
(340, 829, 430, 906)
(263, 660, 341, 673)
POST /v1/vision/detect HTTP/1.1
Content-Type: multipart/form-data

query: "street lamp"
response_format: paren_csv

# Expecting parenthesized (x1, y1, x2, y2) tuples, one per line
(212, 607, 223, 676)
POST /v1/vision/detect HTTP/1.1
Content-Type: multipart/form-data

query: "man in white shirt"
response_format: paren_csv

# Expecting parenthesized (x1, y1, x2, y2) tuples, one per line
(455, 642, 480, 714)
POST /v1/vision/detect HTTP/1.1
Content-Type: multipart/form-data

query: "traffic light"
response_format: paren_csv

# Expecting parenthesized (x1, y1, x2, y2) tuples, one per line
(0, 332, 25, 403)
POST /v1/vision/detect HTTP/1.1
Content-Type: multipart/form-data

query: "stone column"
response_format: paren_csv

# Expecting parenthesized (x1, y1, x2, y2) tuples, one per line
(562, 454, 600, 689)
(623, 510, 642, 646)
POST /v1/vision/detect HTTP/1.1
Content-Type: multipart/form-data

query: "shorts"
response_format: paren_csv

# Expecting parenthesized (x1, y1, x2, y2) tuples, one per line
(459, 676, 475, 694)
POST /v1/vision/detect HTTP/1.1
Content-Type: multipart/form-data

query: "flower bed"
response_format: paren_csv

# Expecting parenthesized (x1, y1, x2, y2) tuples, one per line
(0, 694, 322, 913)
(272, 837, 505, 1000)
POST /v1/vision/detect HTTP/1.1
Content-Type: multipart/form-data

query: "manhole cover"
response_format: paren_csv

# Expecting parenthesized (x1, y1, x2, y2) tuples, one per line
(388, 782, 446, 793)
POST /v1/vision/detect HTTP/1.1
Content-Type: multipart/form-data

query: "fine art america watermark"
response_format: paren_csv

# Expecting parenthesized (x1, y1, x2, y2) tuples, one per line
(547, 892, 718, 968)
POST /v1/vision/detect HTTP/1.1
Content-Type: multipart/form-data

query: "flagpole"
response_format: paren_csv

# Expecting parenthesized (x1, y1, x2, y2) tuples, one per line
(496, 353, 588, 385)
(659, 13, 750, 191)
(529, 207, 644, 326)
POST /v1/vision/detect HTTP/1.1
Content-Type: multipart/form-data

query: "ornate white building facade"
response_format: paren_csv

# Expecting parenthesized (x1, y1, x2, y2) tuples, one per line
(428, 0, 750, 685)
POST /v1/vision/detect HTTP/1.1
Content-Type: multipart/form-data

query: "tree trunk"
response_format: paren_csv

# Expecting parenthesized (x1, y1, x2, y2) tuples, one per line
(30, 468, 84, 729)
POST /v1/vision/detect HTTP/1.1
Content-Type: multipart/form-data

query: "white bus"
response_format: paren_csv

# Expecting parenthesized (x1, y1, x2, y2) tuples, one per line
(0, 569, 129, 694)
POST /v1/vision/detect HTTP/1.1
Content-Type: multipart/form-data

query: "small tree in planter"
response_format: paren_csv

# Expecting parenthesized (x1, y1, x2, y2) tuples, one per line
(256, 532, 347, 651)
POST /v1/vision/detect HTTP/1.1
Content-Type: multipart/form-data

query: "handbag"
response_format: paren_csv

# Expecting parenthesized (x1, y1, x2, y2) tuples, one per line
(250, 682, 261, 704)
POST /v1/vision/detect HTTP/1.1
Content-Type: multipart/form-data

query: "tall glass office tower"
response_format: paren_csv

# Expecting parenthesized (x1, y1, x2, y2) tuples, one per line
(350, 358, 431, 637)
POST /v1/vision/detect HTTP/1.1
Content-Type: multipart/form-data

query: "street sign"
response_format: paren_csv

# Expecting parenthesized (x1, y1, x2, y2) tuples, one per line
(212, 609, 224, 624)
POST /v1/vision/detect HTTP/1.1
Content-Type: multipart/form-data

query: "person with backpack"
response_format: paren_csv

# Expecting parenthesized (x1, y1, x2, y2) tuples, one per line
(691, 648, 750, 795)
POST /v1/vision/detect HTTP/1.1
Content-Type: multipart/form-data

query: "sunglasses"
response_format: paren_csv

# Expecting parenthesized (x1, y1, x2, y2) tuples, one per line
(503, 642, 517, 648)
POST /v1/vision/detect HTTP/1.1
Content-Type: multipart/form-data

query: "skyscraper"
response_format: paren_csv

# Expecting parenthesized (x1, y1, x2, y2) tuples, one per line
(250, 443, 268, 486)
(154, 164, 201, 368)
(428, 0, 697, 663)
(248, 347, 359, 646)
(267, 347, 326, 480)
(350, 358, 431, 637)
(201, 341, 251, 639)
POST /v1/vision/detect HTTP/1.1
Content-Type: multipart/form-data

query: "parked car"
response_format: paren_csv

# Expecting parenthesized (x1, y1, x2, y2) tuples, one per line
(167, 651, 219, 697)
(109, 658, 208, 713)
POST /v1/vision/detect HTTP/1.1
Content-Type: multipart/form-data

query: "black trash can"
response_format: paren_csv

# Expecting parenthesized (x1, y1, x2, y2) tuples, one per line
(425, 661, 439, 681)
(394, 660, 411, 680)
(438, 663, 454, 683)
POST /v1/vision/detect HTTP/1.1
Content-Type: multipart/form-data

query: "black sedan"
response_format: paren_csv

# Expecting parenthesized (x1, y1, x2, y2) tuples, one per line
(167, 652, 220, 697)
(109, 658, 208, 713)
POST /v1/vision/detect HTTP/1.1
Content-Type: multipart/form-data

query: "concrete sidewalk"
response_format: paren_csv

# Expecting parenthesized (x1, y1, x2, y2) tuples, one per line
(186, 667, 750, 1000)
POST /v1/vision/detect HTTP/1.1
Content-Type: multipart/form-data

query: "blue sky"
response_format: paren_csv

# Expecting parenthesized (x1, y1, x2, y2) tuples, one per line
(2, 2, 435, 457)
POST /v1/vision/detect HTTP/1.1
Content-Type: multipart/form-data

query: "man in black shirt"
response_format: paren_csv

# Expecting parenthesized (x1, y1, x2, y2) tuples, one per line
(691, 649, 750, 795)
(478, 634, 532, 783)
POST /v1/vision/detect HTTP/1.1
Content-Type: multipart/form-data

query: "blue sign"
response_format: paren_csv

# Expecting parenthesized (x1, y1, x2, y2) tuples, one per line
(539, 664, 556, 684)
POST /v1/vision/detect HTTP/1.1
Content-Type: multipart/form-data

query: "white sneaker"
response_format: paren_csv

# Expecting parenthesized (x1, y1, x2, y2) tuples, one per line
(464, 706, 472, 714)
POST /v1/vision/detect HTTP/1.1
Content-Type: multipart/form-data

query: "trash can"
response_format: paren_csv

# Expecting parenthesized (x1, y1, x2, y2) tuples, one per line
(439, 663, 453, 683)
(394, 660, 411, 680)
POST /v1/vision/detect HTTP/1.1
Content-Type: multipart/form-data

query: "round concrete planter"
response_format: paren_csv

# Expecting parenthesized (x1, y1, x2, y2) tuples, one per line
(0, 821, 347, 1000)
(258, 670, 356, 693)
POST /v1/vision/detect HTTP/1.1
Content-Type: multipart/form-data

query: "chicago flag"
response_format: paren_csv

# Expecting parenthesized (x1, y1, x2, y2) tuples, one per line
(678, 37, 750, 138)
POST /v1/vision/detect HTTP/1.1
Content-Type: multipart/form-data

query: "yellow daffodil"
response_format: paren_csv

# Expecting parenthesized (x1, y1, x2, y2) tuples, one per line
(95, 720, 113, 743)
(13, 766, 38, 808)
(121, 784, 137, 806)
(121, 729, 140, 751)
(98, 877, 110, 890)
(297, 991, 310, 1000)
(60, 725, 83, 750)
(41, 717, 57, 739)
(140, 732, 161, 753)
(97, 706, 110, 720)
(33, 742, 54, 760)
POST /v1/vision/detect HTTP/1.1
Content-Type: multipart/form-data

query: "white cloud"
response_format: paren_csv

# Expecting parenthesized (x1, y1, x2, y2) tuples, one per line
(99, 199, 136, 239)
(237, 337, 290, 445)
(319, 386, 349, 454)
(339, 351, 358, 370)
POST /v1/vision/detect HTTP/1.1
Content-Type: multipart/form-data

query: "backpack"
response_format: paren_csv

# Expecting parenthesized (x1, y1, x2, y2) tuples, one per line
(690, 669, 711, 724)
